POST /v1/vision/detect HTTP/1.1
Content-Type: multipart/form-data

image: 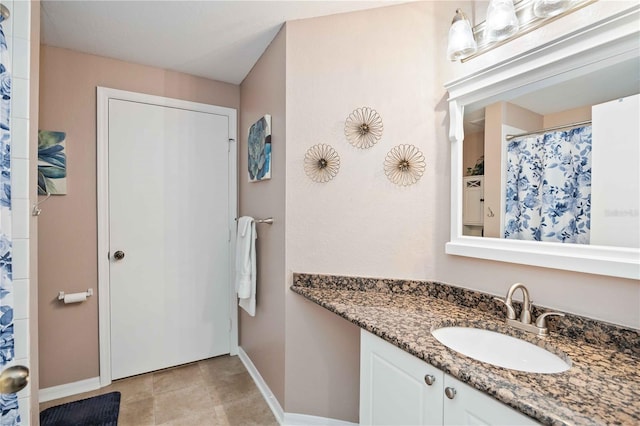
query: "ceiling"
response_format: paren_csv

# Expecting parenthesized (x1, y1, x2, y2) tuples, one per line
(40, 0, 403, 85)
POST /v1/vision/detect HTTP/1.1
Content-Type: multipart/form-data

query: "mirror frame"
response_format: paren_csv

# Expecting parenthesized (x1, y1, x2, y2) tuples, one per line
(445, 5, 640, 280)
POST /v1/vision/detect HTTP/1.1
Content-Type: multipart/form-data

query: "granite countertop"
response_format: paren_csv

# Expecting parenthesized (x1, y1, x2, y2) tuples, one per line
(291, 273, 640, 426)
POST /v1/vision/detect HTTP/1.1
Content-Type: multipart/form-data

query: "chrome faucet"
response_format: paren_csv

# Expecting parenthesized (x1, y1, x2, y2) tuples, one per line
(495, 283, 565, 336)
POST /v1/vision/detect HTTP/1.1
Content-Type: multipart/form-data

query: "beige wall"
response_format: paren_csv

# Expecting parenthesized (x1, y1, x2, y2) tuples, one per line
(504, 102, 544, 131)
(544, 105, 592, 128)
(463, 131, 484, 176)
(284, 3, 451, 421)
(483, 102, 503, 237)
(38, 45, 239, 388)
(238, 27, 287, 407)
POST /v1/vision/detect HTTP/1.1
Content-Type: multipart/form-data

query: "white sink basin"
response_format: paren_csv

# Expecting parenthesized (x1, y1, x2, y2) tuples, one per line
(431, 326, 571, 374)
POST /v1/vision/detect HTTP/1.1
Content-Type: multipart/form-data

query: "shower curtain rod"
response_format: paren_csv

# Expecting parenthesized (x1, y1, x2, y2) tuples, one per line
(505, 119, 592, 141)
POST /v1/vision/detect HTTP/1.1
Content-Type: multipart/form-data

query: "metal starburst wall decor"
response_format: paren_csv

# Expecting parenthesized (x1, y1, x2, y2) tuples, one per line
(304, 144, 341, 183)
(344, 107, 384, 149)
(384, 144, 426, 186)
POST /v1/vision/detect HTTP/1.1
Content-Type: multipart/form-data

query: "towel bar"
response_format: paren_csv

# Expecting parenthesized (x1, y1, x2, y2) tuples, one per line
(235, 217, 274, 224)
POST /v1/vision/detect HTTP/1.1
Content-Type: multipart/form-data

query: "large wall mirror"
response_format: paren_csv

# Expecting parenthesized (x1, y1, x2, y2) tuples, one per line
(445, 5, 639, 279)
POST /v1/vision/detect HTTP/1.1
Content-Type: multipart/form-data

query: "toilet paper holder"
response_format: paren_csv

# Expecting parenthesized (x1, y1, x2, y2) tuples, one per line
(58, 288, 93, 301)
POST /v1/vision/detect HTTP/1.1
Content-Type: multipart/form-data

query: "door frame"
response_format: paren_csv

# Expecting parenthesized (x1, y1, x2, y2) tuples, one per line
(96, 87, 238, 387)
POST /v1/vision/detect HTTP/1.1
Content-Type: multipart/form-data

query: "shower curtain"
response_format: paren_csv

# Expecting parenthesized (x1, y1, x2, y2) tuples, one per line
(504, 126, 592, 244)
(0, 18, 20, 425)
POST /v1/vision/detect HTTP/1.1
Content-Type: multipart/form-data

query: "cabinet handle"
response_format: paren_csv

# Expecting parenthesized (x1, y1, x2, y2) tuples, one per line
(445, 387, 457, 399)
(424, 374, 435, 386)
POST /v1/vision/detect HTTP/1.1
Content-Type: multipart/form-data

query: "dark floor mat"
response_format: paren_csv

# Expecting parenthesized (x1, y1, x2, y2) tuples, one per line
(40, 392, 121, 426)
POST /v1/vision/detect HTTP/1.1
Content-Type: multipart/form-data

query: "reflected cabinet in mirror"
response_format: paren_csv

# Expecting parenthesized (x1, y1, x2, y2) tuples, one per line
(445, 5, 639, 279)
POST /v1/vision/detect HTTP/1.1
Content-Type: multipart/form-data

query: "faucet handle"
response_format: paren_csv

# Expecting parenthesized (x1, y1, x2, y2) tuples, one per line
(494, 297, 516, 320)
(534, 312, 565, 328)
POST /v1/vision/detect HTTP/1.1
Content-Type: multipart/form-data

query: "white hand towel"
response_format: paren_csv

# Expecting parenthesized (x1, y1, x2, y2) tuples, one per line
(235, 216, 257, 316)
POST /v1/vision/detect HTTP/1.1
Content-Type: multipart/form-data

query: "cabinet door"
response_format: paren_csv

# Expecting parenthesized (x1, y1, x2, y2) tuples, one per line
(443, 375, 539, 425)
(360, 330, 444, 426)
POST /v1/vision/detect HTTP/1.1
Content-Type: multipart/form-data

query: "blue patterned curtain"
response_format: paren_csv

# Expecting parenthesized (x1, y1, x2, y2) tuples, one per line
(0, 18, 20, 425)
(504, 126, 592, 244)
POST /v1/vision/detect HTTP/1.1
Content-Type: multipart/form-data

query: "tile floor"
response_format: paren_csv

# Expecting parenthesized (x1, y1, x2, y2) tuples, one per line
(39, 355, 279, 425)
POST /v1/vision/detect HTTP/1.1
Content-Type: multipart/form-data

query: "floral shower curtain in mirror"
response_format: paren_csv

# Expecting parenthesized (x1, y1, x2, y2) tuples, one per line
(504, 126, 592, 244)
(0, 19, 19, 424)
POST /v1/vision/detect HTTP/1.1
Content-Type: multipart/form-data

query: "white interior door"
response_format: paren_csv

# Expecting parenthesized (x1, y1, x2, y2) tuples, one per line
(108, 98, 231, 380)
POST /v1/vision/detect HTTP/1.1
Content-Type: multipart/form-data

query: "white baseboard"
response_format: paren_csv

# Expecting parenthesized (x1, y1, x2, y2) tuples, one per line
(237, 347, 285, 423)
(39, 377, 101, 403)
(237, 347, 358, 426)
(284, 413, 359, 426)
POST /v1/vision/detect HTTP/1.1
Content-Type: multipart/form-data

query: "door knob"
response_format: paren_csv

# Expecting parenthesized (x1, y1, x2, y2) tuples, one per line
(0, 365, 29, 394)
(113, 250, 125, 260)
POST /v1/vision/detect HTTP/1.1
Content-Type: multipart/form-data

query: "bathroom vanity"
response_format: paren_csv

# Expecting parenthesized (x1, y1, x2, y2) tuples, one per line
(361, 330, 537, 425)
(291, 273, 640, 426)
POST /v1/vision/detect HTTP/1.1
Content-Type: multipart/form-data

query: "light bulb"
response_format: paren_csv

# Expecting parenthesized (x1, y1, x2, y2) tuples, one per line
(485, 0, 520, 43)
(447, 9, 477, 61)
(533, 0, 572, 18)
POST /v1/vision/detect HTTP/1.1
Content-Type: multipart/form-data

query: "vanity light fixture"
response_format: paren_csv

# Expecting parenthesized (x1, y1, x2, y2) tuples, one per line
(485, 0, 520, 42)
(447, 9, 477, 61)
(447, 0, 594, 62)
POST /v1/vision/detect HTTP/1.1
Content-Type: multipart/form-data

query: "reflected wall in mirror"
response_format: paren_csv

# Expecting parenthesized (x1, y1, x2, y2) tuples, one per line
(445, 4, 640, 279)
(462, 57, 640, 249)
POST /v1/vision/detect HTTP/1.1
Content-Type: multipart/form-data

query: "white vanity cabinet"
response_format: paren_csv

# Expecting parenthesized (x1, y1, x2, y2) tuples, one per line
(442, 374, 538, 426)
(360, 330, 444, 425)
(360, 330, 539, 426)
